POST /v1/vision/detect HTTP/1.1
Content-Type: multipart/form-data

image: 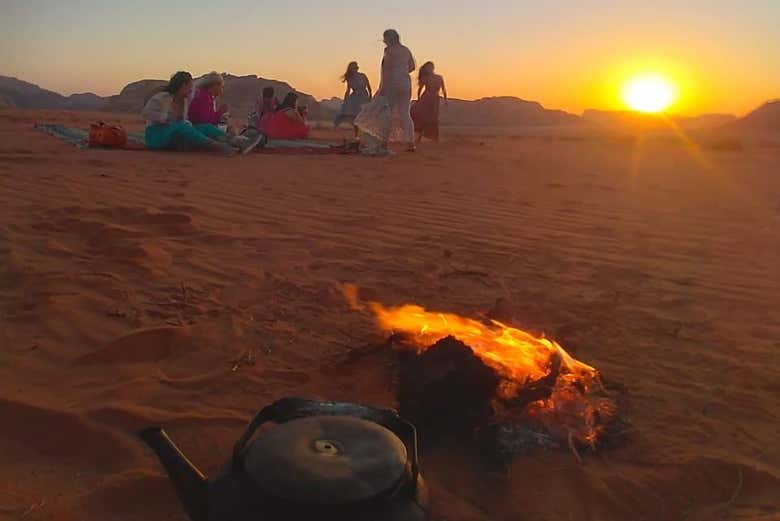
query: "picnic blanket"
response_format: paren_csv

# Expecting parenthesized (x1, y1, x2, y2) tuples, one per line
(34, 123, 146, 149)
(261, 138, 360, 155)
(34, 124, 360, 155)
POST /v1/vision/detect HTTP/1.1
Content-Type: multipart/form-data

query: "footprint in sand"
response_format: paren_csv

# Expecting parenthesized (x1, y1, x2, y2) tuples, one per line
(77, 326, 194, 365)
(258, 369, 311, 385)
(0, 154, 50, 165)
(71, 471, 182, 519)
(0, 396, 136, 469)
(142, 212, 192, 226)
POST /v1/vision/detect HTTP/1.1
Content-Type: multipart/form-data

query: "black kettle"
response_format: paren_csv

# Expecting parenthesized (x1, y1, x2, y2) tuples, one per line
(139, 397, 430, 521)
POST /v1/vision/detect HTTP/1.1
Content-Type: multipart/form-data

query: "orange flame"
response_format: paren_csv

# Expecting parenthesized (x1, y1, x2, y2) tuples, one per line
(342, 283, 365, 311)
(345, 286, 615, 446)
(368, 301, 598, 390)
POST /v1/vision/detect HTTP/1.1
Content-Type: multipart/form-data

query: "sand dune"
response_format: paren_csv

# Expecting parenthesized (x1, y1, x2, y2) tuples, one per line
(1, 109, 779, 520)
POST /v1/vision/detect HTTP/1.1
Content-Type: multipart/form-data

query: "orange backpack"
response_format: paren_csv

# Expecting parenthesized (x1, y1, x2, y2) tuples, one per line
(88, 122, 128, 149)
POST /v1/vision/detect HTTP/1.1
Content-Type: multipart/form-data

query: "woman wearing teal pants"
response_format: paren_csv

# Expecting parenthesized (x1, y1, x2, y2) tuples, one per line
(145, 120, 226, 150)
(141, 71, 261, 155)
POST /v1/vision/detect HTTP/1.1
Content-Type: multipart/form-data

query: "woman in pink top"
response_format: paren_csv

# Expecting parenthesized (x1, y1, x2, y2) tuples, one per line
(188, 72, 230, 130)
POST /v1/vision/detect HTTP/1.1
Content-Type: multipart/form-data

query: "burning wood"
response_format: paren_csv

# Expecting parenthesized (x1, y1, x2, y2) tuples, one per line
(344, 285, 628, 465)
(397, 336, 501, 438)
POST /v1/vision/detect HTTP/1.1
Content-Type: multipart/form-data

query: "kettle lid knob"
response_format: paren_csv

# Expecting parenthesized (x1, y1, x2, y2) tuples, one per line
(244, 416, 408, 504)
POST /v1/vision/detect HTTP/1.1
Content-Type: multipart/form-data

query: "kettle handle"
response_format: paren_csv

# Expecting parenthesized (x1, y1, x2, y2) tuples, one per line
(232, 398, 420, 490)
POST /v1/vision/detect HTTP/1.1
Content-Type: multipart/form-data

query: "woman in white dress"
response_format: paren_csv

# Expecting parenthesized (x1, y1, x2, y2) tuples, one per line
(355, 29, 417, 151)
(355, 29, 416, 153)
(378, 29, 416, 151)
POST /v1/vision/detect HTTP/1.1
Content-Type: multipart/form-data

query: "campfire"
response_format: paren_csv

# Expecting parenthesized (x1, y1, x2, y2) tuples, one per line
(344, 285, 627, 466)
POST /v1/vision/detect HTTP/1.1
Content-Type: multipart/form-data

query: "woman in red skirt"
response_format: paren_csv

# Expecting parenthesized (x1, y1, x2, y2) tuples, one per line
(264, 92, 311, 140)
(411, 61, 447, 144)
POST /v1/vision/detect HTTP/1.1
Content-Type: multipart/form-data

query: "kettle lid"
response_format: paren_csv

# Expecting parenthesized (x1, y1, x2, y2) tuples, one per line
(244, 415, 408, 504)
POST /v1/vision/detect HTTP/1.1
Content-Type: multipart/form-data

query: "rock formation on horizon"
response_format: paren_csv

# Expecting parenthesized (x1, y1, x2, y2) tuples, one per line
(736, 100, 780, 131)
(582, 109, 737, 132)
(0, 93, 13, 109)
(62, 92, 107, 110)
(441, 96, 580, 127)
(0, 76, 106, 111)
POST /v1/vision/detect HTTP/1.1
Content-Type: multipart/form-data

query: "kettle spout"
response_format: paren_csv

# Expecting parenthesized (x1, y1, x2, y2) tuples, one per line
(138, 427, 209, 521)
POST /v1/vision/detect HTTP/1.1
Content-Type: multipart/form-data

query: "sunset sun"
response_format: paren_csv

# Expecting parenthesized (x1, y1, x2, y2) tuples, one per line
(622, 74, 677, 113)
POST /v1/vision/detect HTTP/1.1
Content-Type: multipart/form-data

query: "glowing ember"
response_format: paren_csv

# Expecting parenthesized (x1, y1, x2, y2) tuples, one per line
(344, 285, 618, 447)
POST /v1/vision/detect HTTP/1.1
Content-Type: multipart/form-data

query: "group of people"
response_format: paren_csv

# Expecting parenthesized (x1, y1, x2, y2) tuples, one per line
(140, 29, 446, 156)
(334, 29, 447, 151)
(244, 89, 310, 141)
(140, 71, 309, 156)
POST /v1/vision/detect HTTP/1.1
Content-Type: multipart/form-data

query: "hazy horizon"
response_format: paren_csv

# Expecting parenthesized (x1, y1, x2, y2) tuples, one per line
(2, 0, 779, 116)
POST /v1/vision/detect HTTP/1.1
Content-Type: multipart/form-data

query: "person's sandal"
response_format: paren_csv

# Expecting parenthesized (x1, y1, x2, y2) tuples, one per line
(240, 134, 265, 155)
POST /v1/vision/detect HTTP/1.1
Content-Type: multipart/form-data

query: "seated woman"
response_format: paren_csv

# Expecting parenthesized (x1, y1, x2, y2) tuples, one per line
(263, 92, 310, 140)
(141, 71, 262, 155)
(411, 61, 447, 144)
(244, 86, 278, 139)
(188, 71, 231, 132)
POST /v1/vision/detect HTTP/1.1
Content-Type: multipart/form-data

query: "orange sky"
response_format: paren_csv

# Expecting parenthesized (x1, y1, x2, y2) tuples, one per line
(1, 1, 778, 116)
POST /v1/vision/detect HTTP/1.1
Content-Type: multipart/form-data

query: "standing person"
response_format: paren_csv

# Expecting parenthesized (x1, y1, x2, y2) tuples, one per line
(376, 29, 416, 151)
(141, 71, 232, 155)
(141, 71, 261, 155)
(334, 61, 372, 139)
(411, 61, 447, 143)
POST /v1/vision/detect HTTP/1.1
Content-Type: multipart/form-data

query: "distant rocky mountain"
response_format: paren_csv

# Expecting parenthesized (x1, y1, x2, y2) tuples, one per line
(0, 75, 106, 110)
(582, 109, 737, 131)
(319, 97, 343, 114)
(321, 95, 579, 127)
(101, 79, 166, 113)
(441, 97, 580, 127)
(680, 113, 739, 130)
(735, 100, 780, 131)
(0, 76, 65, 108)
(62, 92, 106, 111)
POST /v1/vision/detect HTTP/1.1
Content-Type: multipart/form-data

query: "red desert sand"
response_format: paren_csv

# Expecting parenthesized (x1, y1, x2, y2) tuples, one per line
(1, 109, 779, 520)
